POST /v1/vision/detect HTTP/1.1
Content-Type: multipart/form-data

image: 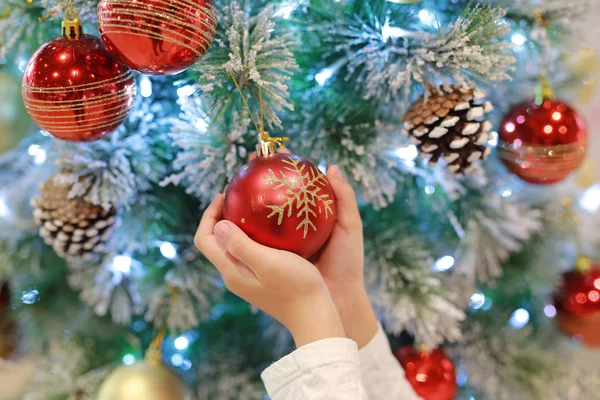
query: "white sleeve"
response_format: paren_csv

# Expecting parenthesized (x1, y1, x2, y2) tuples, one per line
(359, 324, 420, 400)
(261, 338, 369, 400)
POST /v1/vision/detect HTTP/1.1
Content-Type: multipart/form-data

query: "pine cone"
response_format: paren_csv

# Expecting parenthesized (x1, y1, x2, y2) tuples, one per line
(31, 176, 118, 260)
(402, 85, 494, 175)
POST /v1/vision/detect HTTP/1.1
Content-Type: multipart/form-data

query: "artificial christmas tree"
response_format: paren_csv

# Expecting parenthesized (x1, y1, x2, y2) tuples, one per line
(1, 0, 600, 399)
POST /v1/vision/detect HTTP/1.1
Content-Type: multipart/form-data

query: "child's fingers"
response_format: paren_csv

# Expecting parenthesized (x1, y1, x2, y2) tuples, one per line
(213, 220, 278, 279)
(248, 147, 292, 161)
(195, 194, 224, 241)
(327, 165, 362, 234)
(195, 195, 238, 277)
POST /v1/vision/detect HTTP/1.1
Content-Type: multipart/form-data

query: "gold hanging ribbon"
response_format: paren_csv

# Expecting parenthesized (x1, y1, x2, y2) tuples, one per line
(534, 75, 554, 104)
(146, 285, 179, 366)
(27, 0, 74, 23)
(228, 69, 289, 147)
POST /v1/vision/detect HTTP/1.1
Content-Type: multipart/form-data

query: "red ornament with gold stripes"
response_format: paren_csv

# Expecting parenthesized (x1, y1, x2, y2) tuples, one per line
(97, 0, 217, 76)
(22, 24, 135, 142)
(497, 98, 587, 184)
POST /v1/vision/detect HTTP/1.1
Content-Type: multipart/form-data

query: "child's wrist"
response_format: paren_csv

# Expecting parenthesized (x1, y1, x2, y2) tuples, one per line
(335, 287, 378, 349)
(289, 296, 346, 348)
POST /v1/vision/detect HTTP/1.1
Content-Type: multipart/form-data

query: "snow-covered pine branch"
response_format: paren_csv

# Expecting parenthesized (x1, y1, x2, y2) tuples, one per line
(364, 212, 465, 348)
(329, 3, 514, 105)
(450, 326, 600, 400)
(23, 340, 111, 400)
(161, 97, 249, 208)
(67, 254, 144, 324)
(455, 193, 543, 284)
(54, 101, 168, 211)
(196, 364, 266, 400)
(0, 0, 98, 60)
(145, 249, 220, 333)
(192, 0, 297, 128)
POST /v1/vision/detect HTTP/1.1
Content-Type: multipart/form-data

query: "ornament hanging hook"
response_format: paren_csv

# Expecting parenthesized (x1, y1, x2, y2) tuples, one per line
(31, 0, 74, 23)
(228, 69, 289, 154)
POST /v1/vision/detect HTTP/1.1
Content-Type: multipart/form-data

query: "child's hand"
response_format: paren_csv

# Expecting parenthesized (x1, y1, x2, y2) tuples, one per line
(195, 194, 346, 348)
(249, 148, 378, 348)
(312, 165, 379, 348)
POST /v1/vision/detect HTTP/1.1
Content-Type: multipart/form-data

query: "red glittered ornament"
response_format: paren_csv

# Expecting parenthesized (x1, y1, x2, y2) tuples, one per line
(498, 98, 587, 184)
(553, 258, 600, 347)
(223, 145, 336, 259)
(97, 0, 217, 75)
(22, 11, 135, 142)
(395, 346, 457, 400)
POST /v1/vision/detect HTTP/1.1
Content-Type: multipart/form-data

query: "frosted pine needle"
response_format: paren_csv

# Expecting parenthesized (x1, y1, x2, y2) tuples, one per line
(455, 194, 543, 284)
(145, 253, 219, 332)
(54, 102, 167, 211)
(366, 227, 465, 347)
(161, 97, 249, 207)
(331, 4, 514, 104)
(193, 0, 297, 128)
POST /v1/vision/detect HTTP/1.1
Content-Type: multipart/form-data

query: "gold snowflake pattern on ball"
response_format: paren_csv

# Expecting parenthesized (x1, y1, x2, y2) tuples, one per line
(264, 157, 334, 238)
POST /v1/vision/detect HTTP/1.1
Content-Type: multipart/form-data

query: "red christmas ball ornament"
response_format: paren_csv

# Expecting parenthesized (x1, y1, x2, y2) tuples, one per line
(223, 144, 336, 259)
(395, 346, 457, 400)
(97, 0, 217, 76)
(498, 98, 587, 184)
(553, 257, 600, 347)
(22, 11, 135, 142)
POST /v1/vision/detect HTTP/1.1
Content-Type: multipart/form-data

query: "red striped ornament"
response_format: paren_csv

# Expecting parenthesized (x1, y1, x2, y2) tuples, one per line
(498, 99, 587, 184)
(22, 34, 136, 142)
(97, 0, 217, 76)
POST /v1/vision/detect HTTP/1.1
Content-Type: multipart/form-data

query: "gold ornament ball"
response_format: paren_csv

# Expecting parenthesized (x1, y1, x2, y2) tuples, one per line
(97, 360, 188, 400)
(0, 72, 30, 154)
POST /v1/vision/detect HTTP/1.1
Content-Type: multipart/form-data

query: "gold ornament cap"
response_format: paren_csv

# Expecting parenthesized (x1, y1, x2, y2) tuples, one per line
(576, 255, 593, 272)
(62, 7, 82, 40)
(534, 76, 554, 105)
(256, 141, 277, 157)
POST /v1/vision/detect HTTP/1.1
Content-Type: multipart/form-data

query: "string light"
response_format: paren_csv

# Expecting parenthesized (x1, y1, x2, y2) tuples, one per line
(469, 292, 485, 310)
(113, 255, 132, 274)
(580, 184, 600, 213)
(122, 354, 136, 365)
(140, 76, 153, 98)
(171, 354, 184, 367)
(511, 32, 526, 46)
(174, 335, 189, 351)
(544, 304, 557, 318)
(315, 67, 334, 86)
(434, 255, 454, 272)
(160, 242, 177, 260)
(509, 308, 530, 329)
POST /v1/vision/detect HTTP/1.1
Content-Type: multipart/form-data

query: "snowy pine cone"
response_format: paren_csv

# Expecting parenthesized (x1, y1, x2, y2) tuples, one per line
(31, 175, 118, 260)
(402, 85, 494, 175)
